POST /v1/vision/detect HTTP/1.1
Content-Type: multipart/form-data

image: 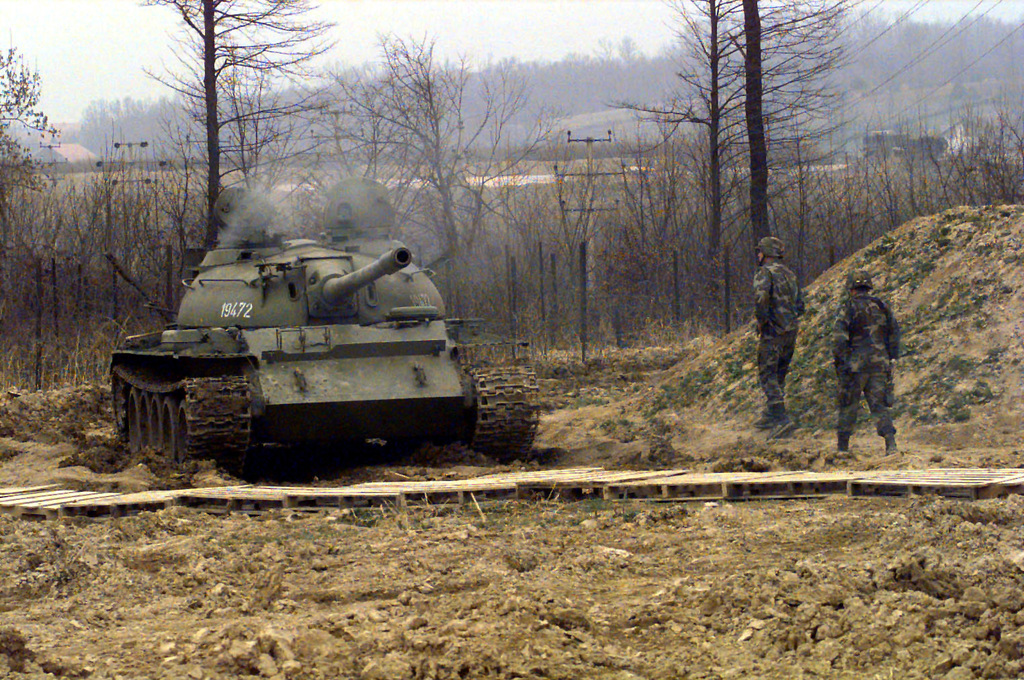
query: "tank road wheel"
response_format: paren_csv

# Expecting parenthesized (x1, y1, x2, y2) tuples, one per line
(167, 397, 190, 466)
(127, 388, 145, 454)
(158, 396, 184, 465)
(143, 392, 160, 450)
(111, 375, 129, 438)
(469, 366, 540, 463)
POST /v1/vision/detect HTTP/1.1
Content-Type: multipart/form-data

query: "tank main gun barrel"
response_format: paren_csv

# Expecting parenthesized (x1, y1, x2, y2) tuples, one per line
(322, 247, 412, 306)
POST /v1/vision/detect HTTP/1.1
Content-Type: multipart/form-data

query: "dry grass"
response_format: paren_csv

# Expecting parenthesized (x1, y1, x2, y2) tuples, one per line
(0, 316, 154, 392)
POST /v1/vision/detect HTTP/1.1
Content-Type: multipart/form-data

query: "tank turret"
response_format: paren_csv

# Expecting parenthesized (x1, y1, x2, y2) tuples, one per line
(110, 179, 538, 475)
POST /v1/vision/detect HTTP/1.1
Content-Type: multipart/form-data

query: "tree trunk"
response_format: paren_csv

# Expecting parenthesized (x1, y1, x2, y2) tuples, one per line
(203, 0, 220, 249)
(708, 0, 723, 259)
(743, 0, 769, 241)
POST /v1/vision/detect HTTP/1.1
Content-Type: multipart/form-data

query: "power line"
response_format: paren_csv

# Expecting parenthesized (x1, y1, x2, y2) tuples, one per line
(846, 0, 930, 60)
(921, 17, 1024, 101)
(860, 0, 1008, 98)
(846, 0, 891, 31)
(850, 0, 1016, 130)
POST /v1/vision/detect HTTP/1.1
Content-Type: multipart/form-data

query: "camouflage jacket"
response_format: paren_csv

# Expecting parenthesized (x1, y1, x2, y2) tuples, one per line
(832, 291, 900, 373)
(753, 260, 805, 337)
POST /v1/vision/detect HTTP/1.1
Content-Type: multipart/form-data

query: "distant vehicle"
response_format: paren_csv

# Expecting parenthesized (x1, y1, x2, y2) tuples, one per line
(110, 178, 539, 473)
(863, 130, 948, 159)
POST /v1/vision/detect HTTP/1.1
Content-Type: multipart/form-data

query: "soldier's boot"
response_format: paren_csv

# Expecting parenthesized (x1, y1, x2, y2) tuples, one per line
(837, 432, 851, 452)
(884, 433, 898, 454)
(753, 410, 776, 430)
(767, 404, 796, 439)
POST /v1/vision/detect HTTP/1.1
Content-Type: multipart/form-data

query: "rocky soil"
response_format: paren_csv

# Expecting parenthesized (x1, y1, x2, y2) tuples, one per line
(0, 205, 1022, 678)
(4, 489, 1024, 679)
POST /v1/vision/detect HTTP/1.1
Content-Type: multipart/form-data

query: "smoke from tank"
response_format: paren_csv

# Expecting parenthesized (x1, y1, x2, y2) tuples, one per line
(214, 186, 285, 248)
(321, 177, 396, 245)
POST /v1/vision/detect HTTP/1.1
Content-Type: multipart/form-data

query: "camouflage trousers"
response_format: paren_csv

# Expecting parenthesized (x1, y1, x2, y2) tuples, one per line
(837, 369, 896, 436)
(758, 330, 797, 408)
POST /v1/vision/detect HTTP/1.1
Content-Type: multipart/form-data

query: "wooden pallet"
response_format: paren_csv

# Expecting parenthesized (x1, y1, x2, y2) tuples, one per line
(343, 467, 611, 505)
(602, 471, 767, 501)
(724, 471, 857, 500)
(517, 469, 689, 500)
(11, 466, 1024, 520)
(60, 489, 189, 518)
(0, 488, 125, 520)
(174, 486, 287, 513)
(0, 485, 59, 497)
(847, 468, 1024, 500)
(255, 485, 406, 510)
(599, 470, 853, 501)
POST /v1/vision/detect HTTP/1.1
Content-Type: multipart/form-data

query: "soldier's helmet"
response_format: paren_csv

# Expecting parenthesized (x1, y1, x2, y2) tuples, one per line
(846, 270, 873, 290)
(756, 236, 785, 259)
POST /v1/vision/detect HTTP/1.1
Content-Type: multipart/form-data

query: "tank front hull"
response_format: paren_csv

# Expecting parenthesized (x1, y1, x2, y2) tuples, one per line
(256, 395, 468, 444)
(243, 323, 472, 445)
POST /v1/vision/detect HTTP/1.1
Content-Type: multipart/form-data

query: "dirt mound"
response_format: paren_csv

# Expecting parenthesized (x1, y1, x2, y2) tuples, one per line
(660, 206, 1024, 427)
(537, 205, 1024, 468)
(661, 204, 1024, 435)
(0, 384, 113, 446)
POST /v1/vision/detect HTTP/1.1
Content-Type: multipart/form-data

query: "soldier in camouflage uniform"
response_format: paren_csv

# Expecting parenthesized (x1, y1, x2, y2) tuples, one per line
(753, 236, 805, 437)
(832, 270, 901, 453)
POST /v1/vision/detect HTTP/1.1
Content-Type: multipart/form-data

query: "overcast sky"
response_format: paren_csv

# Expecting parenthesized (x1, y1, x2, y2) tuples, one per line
(2, 0, 1023, 124)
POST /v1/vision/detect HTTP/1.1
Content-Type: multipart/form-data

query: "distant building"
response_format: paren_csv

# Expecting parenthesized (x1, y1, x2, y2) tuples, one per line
(863, 130, 947, 159)
(30, 142, 99, 165)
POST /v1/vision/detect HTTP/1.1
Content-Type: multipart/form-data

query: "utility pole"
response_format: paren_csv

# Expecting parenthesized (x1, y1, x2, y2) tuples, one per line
(97, 141, 156, 320)
(553, 129, 621, 363)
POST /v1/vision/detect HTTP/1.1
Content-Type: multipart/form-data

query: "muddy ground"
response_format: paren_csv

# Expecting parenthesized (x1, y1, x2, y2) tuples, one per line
(0, 345, 1022, 679)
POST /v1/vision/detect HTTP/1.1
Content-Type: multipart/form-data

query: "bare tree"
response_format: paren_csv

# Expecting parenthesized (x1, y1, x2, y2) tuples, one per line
(219, 66, 324, 193)
(145, 0, 334, 247)
(0, 46, 55, 299)
(327, 35, 550, 266)
(627, 0, 847, 254)
(630, 0, 747, 260)
(743, 0, 769, 240)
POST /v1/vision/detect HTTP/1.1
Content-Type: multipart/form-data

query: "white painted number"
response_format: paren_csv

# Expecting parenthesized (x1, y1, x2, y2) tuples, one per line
(220, 301, 254, 319)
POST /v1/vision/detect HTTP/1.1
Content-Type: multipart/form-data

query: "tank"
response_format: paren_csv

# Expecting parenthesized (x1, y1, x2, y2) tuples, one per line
(110, 178, 539, 473)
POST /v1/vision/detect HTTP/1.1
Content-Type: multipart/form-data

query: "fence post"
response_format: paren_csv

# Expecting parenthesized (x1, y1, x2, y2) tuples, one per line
(110, 259, 118, 320)
(165, 244, 174, 311)
(444, 260, 453, 317)
(723, 246, 732, 334)
(50, 256, 58, 336)
(673, 249, 681, 324)
(77, 262, 84, 320)
(510, 255, 519, 347)
(35, 258, 43, 390)
(538, 241, 545, 322)
(613, 305, 624, 348)
(579, 241, 588, 363)
(550, 252, 558, 320)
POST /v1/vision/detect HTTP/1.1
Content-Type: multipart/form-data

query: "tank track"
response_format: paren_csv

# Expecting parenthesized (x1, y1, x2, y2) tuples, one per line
(112, 366, 251, 474)
(470, 366, 540, 462)
(181, 377, 252, 475)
